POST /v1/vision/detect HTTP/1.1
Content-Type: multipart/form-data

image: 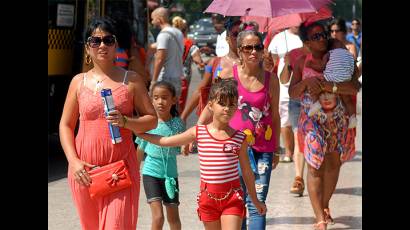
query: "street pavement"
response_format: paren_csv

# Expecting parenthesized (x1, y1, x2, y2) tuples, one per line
(48, 56, 362, 229)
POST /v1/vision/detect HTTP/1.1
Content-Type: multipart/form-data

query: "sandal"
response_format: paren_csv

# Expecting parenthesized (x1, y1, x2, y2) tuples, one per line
(324, 208, 335, 225)
(281, 156, 293, 163)
(290, 176, 305, 196)
(313, 220, 327, 230)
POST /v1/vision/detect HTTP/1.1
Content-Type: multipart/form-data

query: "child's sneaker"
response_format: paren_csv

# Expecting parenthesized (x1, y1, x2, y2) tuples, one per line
(348, 115, 357, 129)
(308, 101, 322, 117)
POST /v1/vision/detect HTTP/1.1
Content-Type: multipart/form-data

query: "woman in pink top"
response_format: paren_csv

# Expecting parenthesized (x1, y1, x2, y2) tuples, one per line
(59, 17, 157, 230)
(289, 22, 360, 230)
(198, 25, 280, 230)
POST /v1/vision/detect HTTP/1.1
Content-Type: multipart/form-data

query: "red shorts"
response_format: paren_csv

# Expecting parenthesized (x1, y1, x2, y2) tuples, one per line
(196, 180, 246, 222)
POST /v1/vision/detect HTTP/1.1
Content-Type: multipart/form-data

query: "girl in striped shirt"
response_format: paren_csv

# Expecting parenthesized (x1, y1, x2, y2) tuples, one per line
(306, 38, 357, 128)
(136, 79, 266, 229)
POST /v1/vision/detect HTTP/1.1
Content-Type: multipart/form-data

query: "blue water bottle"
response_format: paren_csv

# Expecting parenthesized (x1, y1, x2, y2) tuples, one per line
(101, 89, 122, 144)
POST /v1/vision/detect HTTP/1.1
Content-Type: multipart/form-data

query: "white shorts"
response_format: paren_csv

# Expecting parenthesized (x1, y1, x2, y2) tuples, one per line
(279, 100, 291, 127)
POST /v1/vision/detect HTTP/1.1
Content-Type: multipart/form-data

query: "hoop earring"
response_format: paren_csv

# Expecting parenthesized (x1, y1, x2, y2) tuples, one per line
(85, 54, 91, 65)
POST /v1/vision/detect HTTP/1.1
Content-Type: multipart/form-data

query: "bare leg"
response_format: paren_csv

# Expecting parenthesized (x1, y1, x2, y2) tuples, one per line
(203, 220, 222, 230)
(290, 131, 306, 195)
(165, 204, 181, 230)
(322, 152, 341, 223)
(281, 126, 294, 160)
(293, 132, 305, 178)
(149, 201, 165, 230)
(220, 215, 242, 230)
(307, 163, 326, 224)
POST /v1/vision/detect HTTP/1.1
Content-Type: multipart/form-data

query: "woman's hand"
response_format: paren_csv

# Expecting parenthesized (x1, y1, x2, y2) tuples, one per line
(304, 77, 323, 95)
(69, 158, 96, 186)
(106, 110, 127, 128)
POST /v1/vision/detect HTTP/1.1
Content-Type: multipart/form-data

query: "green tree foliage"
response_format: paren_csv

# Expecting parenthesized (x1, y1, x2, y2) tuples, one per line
(173, 0, 213, 24)
(331, 0, 362, 21)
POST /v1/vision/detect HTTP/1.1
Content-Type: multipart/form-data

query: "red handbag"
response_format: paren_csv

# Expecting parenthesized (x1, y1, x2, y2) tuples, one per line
(88, 160, 132, 199)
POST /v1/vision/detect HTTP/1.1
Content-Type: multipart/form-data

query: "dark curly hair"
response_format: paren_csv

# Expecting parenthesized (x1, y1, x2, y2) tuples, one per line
(299, 21, 326, 42)
(328, 18, 347, 34)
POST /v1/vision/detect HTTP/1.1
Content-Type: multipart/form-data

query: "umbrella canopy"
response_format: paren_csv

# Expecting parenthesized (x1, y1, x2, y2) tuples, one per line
(241, 7, 333, 33)
(204, 0, 333, 18)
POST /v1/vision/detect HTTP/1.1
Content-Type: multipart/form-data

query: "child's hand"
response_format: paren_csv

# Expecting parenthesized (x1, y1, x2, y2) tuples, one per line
(255, 200, 267, 215)
(181, 144, 190, 156)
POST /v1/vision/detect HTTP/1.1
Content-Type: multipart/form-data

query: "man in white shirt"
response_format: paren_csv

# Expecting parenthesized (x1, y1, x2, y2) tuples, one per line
(151, 7, 184, 98)
(268, 27, 303, 162)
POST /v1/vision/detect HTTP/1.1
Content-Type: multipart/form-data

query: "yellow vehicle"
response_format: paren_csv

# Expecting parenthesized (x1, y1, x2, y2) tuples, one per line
(48, 0, 148, 153)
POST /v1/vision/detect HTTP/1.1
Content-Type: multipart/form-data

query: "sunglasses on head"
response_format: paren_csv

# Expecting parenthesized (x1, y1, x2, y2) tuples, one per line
(87, 35, 117, 48)
(240, 44, 264, 53)
(308, 32, 328, 41)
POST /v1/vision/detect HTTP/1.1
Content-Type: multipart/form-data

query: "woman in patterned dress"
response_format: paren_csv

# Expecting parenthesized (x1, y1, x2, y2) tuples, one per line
(289, 22, 361, 230)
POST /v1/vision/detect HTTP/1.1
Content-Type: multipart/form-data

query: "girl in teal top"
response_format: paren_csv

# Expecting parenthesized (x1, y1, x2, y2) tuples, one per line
(135, 81, 186, 230)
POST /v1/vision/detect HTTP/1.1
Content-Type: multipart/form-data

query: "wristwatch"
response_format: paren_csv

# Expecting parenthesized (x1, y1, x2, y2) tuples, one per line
(332, 83, 338, 93)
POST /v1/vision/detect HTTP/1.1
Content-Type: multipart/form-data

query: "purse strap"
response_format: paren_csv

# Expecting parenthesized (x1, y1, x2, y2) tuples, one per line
(160, 147, 171, 178)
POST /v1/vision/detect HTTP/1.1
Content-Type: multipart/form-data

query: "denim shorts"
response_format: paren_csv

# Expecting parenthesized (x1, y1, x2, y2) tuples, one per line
(289, 99, 301, 132)
(143, 174, 180, 205)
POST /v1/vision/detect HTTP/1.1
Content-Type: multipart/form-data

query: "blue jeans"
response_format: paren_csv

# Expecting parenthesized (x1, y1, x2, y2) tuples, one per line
(239, 149, 273, 230)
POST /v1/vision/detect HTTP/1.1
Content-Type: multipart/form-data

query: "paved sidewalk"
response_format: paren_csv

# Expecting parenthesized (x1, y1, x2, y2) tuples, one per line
(48, 150, 362, 230)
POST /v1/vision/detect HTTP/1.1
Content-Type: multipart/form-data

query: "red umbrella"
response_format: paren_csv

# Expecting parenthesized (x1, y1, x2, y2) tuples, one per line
(241, 7, 333, 33)
(204, 0, 333, 18)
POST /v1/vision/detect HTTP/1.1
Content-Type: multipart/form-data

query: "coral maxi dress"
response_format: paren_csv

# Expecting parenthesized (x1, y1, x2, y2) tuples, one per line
(67, 72, 140, 230)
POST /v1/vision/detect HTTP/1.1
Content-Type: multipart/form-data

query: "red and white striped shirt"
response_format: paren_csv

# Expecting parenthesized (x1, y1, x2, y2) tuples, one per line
(196, 125, 246, 184)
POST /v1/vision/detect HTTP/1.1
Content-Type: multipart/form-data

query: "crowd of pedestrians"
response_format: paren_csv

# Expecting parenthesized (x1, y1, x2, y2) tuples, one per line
(59, 6, 361, 230)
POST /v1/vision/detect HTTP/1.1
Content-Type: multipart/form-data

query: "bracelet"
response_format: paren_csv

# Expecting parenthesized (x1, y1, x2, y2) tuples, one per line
(274, 151, 281, 157)
(122, 115, 128, 128)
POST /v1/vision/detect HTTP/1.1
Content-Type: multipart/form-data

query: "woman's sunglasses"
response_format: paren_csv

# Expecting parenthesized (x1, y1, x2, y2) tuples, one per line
(308, 32, 328, 41)
(87, 35, 117, 48)
(240, 44, 264, 53)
